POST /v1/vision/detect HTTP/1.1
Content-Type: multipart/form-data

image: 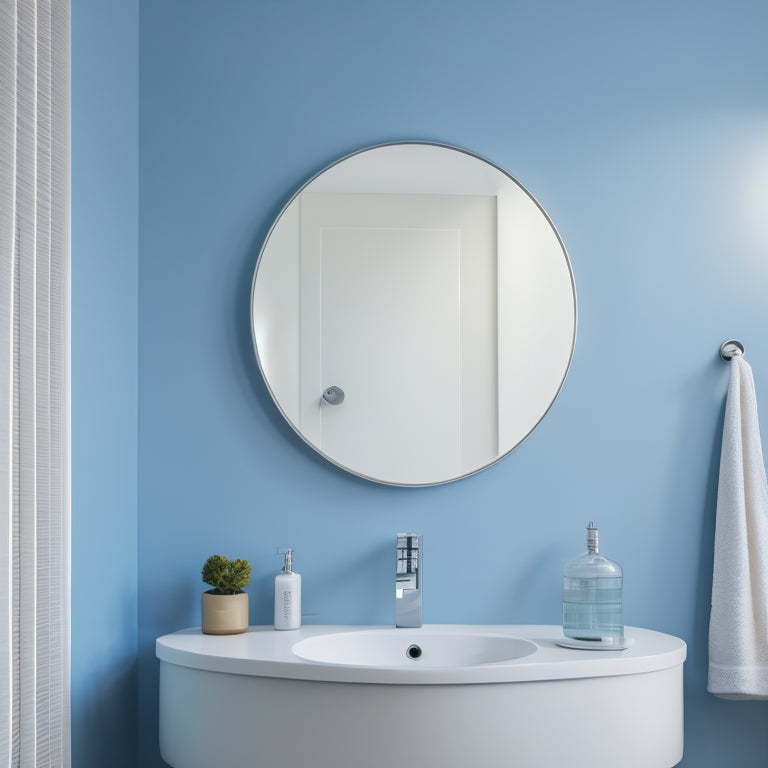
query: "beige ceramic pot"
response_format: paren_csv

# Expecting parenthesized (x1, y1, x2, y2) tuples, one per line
(201, 590, 249, 635)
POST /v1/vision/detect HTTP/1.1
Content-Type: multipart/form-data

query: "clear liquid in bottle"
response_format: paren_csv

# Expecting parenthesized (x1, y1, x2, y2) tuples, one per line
(563, 522, 623, 641)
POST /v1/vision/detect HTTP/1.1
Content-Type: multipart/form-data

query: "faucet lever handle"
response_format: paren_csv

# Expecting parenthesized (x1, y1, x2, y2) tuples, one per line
(396, 533, 421, 550)
(396, 533, 421, 572)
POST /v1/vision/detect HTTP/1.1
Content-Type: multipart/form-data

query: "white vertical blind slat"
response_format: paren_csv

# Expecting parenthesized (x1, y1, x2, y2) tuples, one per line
(35, 1, 53, 764)
(17, 3, 41, 766)
(50, 0, 70, 760)
(0, 0, 18, 761)
(0, 1, 70, 766)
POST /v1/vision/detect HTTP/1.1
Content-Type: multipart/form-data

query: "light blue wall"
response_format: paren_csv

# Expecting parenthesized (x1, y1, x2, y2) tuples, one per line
(67, 0, 768, 765)
(71, 0, 139, 765)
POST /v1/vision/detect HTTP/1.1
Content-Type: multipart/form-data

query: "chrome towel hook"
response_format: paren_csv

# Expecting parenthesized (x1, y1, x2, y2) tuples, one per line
(720, 339, 745, 362)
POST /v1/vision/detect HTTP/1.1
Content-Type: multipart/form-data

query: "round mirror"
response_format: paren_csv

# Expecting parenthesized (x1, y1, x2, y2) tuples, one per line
(251, 142, 576, 486)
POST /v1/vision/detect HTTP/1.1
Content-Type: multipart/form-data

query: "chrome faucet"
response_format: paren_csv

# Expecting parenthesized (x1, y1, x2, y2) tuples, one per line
(396, 533, 422, 628)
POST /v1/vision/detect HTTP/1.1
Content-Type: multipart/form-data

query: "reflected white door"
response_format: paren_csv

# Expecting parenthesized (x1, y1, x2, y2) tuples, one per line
(299, 193, 497, 485)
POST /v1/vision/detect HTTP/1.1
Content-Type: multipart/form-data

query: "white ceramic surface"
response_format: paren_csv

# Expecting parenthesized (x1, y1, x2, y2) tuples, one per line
(291, 627, 537, 667)
(157, 624, 686, 768)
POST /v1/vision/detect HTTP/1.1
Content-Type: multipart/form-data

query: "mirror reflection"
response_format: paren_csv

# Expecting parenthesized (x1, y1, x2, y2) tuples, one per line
(251, 142, 576, 486)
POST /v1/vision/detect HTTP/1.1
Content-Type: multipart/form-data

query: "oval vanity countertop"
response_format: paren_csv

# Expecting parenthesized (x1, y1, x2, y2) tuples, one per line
(156, 624, 686, 685)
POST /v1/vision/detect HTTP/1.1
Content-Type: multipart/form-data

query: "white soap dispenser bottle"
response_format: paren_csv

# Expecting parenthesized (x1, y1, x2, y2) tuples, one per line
(274, 548, 301, 630)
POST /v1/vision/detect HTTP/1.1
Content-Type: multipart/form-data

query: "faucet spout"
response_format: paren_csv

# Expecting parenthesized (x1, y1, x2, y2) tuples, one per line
(396, 533, 422, 628)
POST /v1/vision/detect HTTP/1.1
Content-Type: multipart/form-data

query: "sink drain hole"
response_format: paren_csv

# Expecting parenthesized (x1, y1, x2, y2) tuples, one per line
(406, 644, 422, 660)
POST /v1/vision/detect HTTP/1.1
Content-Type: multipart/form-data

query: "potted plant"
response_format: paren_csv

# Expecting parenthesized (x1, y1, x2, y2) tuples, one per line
(201, 555, 252, 635)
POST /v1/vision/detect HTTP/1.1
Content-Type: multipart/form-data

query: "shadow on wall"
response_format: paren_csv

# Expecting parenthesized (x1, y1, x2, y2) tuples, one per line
(71, 656, 138, 768)
(690, 390, 723, 677)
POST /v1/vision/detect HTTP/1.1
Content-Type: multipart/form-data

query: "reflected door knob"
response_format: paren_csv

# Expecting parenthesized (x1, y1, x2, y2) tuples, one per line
(322, 386, 345, 405)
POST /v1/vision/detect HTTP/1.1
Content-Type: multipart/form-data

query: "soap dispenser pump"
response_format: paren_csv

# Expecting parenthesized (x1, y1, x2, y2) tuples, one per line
(274, 549, 301, 631)
(561, 522, 628, 649)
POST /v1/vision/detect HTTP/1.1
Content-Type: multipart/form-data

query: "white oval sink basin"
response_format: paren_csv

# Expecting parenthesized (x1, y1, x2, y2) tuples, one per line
(291, 628, 537, 667)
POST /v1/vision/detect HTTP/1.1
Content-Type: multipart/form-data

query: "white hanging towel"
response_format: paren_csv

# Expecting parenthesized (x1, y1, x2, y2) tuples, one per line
(708, 355, 768, 699)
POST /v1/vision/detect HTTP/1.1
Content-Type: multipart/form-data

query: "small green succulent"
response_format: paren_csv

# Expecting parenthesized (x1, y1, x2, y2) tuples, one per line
(201, 555, 252, 595)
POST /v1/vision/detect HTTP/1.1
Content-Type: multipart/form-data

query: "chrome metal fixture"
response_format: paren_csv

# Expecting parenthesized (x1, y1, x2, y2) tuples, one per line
(322, 386, 345, 405)
(396, 533, 422, 628)
(720, 339, 744, 361)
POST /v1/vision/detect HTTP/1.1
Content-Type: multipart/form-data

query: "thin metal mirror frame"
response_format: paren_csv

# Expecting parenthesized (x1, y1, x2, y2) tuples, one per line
(250, 141, 578, 487)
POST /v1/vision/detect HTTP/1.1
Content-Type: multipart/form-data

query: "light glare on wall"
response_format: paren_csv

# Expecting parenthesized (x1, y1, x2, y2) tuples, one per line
(738, 133, 768, 255)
